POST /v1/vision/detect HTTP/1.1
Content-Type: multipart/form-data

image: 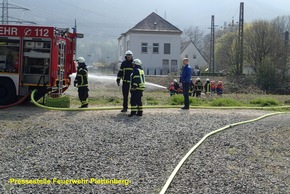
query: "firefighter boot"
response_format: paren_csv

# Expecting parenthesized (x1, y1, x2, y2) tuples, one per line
(128, 111, 136, 117)
(136, 111, 143, 116)
(80, 101, 88, 108)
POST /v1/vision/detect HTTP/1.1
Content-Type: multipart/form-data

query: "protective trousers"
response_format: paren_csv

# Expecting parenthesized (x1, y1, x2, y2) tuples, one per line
(122, 82, 130, 110)
(78, 87, 89, 106)
(182, 82, 189, 108)
(130, 90, 143, 116)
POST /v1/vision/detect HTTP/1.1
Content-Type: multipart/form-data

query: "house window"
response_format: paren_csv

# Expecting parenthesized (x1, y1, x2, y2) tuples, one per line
(171, 60, 178, 72)
(171, 60, 177, 66)
(164, 43, 170, 54)
(141, 43, 148, 53)
(185, 54, 188, 58)
(162, 59, 169, 65)
(127, 40, 130, 50)
(153, 43, 159, 53)
(193, 54, 197, 59)
(162, 59, 169, 75)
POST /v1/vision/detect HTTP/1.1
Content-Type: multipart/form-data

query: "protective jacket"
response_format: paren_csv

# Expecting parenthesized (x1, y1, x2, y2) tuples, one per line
(211, 81, 216, 92)
(74, 64, 88, 87)
(204, 81, 211, 93)
(216, 82, 223, 95)
(195, 80, 203, 92)
(130, 66, 145, 91)
(117, 58, 133, 83)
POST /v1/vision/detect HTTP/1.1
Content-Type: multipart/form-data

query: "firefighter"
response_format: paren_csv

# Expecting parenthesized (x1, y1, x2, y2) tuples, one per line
(116, 50, 134, 112)
(173, 79, 180, 94)
(210, 80, 216, 96)
(128, 59, 145, 117)
(204, 78, 211, 98)
(74, 57, 89, 108)
(195, 77, 203, 98)
(189, 79, 194, 96)
(168, 79, 179, 96)
(168, 82, 175, 96)
(216, 81, 223, 96)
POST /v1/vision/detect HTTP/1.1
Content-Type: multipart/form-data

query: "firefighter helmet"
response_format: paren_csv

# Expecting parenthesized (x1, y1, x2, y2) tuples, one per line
(196, 77, 200, 81)
(206, 78, 210, 82)
(132, 59, 142, 66)
(125, 50, 133, 56)
(76, 57, 85, 63)
(173, 79, 177, 82)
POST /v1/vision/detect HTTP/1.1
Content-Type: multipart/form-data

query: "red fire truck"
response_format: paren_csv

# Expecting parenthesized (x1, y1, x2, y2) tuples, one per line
(0, 25, 83, 105)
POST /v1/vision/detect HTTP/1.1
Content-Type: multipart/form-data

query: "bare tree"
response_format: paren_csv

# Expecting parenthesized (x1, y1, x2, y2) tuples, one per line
(182, 26, 204, 50)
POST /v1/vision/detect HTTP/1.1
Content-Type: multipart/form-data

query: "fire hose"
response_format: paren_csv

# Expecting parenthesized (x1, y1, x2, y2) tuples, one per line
(0, 91, 31, 109)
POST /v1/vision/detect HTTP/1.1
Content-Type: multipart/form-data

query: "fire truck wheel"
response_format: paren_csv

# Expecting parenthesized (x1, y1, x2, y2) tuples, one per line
(0, 78, 16, 105)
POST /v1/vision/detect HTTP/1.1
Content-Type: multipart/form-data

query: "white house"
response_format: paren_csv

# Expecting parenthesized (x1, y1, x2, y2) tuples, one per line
(180, 40, 208, 76)
(118, 12, 182, 75)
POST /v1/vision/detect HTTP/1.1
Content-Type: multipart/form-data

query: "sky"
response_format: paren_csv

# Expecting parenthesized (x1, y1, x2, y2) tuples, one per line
(7, 0, 290, 41)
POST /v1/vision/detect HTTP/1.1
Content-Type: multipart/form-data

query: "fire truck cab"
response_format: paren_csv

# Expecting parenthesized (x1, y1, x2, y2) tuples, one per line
(0, 25, 82, 105)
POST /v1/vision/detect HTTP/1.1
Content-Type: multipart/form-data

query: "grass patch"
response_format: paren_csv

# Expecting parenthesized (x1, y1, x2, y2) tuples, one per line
(145, 96, 159, 105)
(66, 86, 290, 109)
(209, 98, 243, 107)
(169, 95, 184, 105)
(89, 96, 121, 105)
(249, 97, 280, 106)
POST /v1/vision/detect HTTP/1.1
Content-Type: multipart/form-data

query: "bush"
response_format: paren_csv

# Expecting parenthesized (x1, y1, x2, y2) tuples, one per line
(249, 97, 279, 106)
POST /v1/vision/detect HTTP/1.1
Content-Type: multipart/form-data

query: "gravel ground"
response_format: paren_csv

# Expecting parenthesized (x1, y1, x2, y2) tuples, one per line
(0, 106, 289, 194)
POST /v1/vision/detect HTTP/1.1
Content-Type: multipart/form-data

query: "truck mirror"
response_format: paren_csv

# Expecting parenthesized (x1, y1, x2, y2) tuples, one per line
(76, 33, 84, 38)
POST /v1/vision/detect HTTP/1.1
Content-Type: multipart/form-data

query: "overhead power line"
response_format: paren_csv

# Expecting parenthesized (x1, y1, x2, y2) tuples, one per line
(0, 0, 35, 24)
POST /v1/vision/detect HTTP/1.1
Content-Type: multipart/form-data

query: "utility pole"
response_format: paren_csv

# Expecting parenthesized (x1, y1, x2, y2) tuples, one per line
(1, 0, 35, 24)
(237, 2, 244, 75)
(209, 15, 215, 76)
(1, 0, 7, 24)
(283, 31, 289, 90)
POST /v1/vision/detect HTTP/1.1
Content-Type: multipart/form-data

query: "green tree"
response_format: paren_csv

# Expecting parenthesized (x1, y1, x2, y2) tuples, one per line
(243, 20, 286, 92)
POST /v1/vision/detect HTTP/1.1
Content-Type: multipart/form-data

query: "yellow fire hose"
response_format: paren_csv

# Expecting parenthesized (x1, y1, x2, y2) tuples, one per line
(30, 89, 290, 193)
(159, 111, 289, 194)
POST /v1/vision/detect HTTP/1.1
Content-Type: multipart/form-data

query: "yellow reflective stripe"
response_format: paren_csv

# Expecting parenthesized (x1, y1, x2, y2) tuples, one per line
(81, 101, 88, 105)
(124, 68, 133, 70)
(131, 106, 138, 111)
(139, 69, 145, 86)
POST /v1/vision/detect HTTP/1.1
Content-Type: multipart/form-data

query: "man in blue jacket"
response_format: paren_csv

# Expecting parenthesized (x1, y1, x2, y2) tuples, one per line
(180, 58, 192, 109)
